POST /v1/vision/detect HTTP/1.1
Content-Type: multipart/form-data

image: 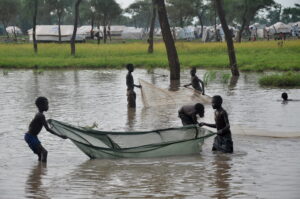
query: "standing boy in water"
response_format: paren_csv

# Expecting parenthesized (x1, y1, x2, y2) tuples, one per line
(200, 95, 233, 153)
(178, 103, 205, 125)
(126, 63, 141, 108)
(24, 96, 66, 162)
(184, 67, 205, 95)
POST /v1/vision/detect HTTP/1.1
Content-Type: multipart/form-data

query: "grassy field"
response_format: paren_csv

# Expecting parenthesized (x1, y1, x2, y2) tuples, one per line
(259, 72, 300, 87)
(0, 40, 300, 71)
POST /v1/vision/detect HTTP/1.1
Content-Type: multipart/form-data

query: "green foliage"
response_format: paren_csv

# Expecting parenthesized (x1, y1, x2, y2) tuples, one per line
(259, 72, 300, 87)
(221, 73, 231, 84)
(203, 70, 217, 85)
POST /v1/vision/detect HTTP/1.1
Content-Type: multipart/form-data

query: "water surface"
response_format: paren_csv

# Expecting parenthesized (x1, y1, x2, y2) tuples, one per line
(0, 69, 300, 198)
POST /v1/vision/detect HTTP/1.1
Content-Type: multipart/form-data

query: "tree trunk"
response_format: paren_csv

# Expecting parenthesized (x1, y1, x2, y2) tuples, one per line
(108, 24, 111, 42)
(58, 15, 62, 43)
(215, 0, 239, 76)
(155, 0, 180, 81)
(71, 0, 81, 56)
(13, 26, 17, 41)
(91, 15, 94, 39)
(197, 14, 204, 38)
(103, 25, 107, 43)
(148, 0, 156, 53)
(237, 0, 248, 42)
(33, 0, 38, 53)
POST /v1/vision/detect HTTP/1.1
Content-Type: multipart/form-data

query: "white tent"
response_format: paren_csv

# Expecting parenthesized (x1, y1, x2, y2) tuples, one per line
(78, 25, 100, 38)
(177, 26, 195, 40)
(291, 22, 299, 37)
(121, 27, 145, 40)
(6, 26, 22, 35)
(28, 25, 86, 42)
(268, 22, 291, 34)
(109, 25, 126, 36)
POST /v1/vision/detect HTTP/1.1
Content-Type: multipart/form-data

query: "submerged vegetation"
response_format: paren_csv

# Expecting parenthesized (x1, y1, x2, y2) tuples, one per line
(259, 72, 300, 87)
(0, 40, 299, 72)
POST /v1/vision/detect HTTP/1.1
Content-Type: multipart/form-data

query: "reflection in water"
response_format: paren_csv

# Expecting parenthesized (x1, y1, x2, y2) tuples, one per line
(212, 154, 232, 199)
(126, 107, 136, 130)
(229, 76, 239, 90)
(25, 163, 49, 199)
(169, 79, 180, 91)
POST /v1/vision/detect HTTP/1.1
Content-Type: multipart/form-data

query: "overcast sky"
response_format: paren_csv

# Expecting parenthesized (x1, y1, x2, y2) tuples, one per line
(116, 0, 300, 9)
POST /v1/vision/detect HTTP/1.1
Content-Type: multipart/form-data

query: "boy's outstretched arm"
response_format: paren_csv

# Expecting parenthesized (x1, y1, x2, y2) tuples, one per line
(183, 83, 192, 87)
(134, 84, 142, 88)
(199, 122, 216, 128)
(42, 118, 67, 139)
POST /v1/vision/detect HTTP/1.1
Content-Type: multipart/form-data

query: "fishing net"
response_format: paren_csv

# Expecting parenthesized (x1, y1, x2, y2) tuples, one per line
(48, 119, 215, 159)
(139, 79, 212, 107)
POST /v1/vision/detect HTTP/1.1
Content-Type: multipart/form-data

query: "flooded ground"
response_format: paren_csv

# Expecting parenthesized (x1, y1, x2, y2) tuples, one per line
(0, 69, 300, 198)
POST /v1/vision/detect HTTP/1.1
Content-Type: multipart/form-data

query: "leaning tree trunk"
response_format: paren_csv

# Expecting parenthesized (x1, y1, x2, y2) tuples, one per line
(33, 0, 38, 53)
(155, 0, 180, 81)
(71, 0, 82, 56)
(215, 0, 239, 76)
(148, 0, 157, 53)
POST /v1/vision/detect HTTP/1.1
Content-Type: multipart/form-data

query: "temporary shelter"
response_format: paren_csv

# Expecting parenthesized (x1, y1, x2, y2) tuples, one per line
(109, 25, 126, 36)
(268, 22, 291, 34)
(78, 25, 100, 38)
(6, 26, 22, 35)
(176, 26, 196, 40)
(121, 27, 145, 40)
(28, 25, 86, 42)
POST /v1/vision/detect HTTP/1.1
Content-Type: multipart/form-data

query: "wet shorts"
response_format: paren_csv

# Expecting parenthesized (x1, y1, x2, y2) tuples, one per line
(24, 133, 41, 154)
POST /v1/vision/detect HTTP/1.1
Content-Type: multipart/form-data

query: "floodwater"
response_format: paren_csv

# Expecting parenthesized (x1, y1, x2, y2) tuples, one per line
(0, 69, 300, 199)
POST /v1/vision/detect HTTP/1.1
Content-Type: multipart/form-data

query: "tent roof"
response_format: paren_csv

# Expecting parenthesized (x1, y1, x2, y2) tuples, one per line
(28, 25, 85, 36)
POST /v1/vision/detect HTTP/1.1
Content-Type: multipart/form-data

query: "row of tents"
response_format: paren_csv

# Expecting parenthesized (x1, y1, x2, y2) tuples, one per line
(4, 21, 300, 42)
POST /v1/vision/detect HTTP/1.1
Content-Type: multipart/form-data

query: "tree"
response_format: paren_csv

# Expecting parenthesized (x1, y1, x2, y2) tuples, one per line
(80, 0, 96, 38)
(224, 0, 275, 42)
(71, 0, 82, 56)
(282, 4, 300, 23)
(92, 0, 122, 43)
(126, 0, 152, 28)
(155, 0, 180, 81)
(46, 0, 72, 43)
(33, 0, 38, 53)
(166, 0, 195, 28)
(215, 0, 239, 76)
(0, 0, 19, 38)
(148, 0, 156, 53)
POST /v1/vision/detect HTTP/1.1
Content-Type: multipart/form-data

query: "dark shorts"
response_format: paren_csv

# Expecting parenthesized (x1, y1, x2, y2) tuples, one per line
(212, 135, 233, 153)
(127, 89, 136, 107)
(24, 133, 41, 154)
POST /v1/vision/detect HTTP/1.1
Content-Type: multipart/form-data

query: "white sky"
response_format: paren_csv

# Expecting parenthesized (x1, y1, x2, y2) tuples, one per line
(116, 0, 300, 9)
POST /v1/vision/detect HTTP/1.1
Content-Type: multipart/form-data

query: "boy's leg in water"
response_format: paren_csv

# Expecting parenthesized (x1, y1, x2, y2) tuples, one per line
(37, 145, 48, 162)
(127, 90, 136, 108)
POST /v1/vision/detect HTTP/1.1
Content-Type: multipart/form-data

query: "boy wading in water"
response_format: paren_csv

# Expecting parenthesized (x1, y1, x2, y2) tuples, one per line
(178, 103, 204, 125)
(24, 97, 66, 162)
(200, 95, 233, 153)
(184, 67, 205, 95)
(126, 63, 141, 108)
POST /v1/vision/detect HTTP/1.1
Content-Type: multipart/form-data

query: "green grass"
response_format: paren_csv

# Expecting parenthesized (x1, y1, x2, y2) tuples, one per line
(259, 72, 300, 87)
(0, 40, 300, 71)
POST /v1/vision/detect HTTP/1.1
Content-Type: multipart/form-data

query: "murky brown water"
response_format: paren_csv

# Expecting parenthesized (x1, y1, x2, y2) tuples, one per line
(1, 69, 300, 198)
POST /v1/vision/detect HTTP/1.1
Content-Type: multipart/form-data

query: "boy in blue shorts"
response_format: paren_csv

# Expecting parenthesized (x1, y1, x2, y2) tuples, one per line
(24, 96, 66, 162)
